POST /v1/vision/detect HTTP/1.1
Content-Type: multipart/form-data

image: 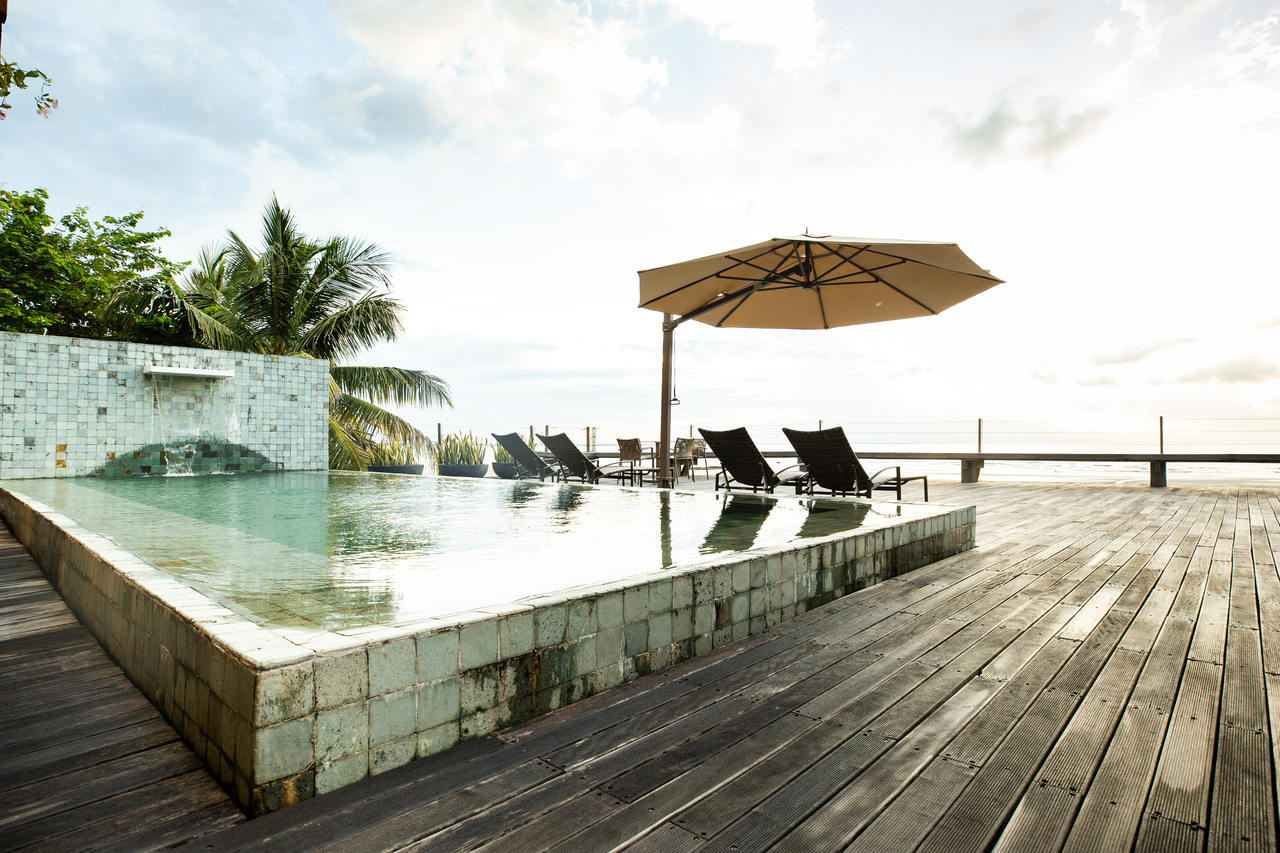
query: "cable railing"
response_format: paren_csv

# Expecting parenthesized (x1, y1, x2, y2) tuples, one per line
(422, 418, 1280, 459)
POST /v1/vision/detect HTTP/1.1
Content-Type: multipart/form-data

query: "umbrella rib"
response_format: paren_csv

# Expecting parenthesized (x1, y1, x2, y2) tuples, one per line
(828, 242, 939, 315)
(808, 242, 881, 285)
(714, 246, 800, 326)
(637, 243, 788, 309)
(717, 241, 814, 327)
(826, 241, 1002, 282)
(728, 252, 806, 286)
(714, 293, 751, 327)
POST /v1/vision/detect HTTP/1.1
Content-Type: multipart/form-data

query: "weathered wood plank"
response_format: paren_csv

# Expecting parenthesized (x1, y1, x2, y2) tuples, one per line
(0, 522, 243, 853)
(12, 482, 1280, 853)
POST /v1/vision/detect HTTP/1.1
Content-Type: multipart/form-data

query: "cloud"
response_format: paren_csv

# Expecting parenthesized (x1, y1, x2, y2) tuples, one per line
(1093, 337, 1192, 365)
(328, 0, 667, 155)
(947, 97, 1110, 160)
(658, 0, 827, 72)
(1095, 18, 1122, 47)
(1030, 364, 1059, 384)
(1001, 7, 1058, 39)
(1096, 0, 1163, 61)
(1027, 102, 1111, 156)
(950, 100, 1021, 160)
(1197, 12, 1280, 84)
(1179, 355, 1280, 384)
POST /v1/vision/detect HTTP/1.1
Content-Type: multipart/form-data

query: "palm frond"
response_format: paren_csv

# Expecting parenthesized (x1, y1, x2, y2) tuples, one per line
(299, 294, 406, 360)
(106, 273, 183, 317)
(330, 365, 452, 408)
(331, 392, 434, 454)
(328, 414, 374, 471)
(175, 248, 260, 351)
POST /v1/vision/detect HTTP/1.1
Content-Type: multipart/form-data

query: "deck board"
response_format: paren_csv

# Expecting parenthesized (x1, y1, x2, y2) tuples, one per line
(0, 523, 244, 852)
(9, 482, 1280, 851)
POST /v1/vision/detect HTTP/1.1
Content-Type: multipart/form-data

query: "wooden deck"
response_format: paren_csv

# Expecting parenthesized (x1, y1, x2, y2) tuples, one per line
(0, 525, 245, 851)
(5, 481, 1280, 851)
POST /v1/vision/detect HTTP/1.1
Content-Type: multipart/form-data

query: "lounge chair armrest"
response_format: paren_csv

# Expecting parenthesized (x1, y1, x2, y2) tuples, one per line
(868, 465, 902, 485)
(773, 463, 806, 481)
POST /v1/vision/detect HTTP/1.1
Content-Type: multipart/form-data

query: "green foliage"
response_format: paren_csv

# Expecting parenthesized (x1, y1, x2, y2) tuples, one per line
(0, 57, 56, 119)
(434, 432, 489, 466)
(0, 188, 195, 345)
(492, 443, 516, 464)
(369, 441, 418, 466)
(148, 196, 451, 469)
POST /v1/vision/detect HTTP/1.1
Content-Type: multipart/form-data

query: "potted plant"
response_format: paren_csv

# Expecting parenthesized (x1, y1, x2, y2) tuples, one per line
(434, 432, 489, 477)
(367, 442, 424, 475)
(491, 443, 520, 479)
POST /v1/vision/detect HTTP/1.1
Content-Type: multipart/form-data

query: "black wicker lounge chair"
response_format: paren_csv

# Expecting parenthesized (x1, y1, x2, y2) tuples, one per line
(491, 432, 559, 481)
(782, 426, 928, 501)
(697, 427, 805, 493)
(536, 432, 632, 485)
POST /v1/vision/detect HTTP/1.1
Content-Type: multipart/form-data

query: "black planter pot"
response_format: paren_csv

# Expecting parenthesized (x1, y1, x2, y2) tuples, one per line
(367, 464, 424, 475)
(438, 464, 489, 478)
(491, 462, 519, 479)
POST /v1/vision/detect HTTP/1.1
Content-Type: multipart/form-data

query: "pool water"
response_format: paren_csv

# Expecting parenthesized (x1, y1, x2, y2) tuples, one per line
(4, 472, 932, 631)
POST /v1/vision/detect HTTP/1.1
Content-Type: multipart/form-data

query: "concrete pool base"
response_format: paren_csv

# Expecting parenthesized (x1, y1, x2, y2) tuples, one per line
(0, 486, 974, 815)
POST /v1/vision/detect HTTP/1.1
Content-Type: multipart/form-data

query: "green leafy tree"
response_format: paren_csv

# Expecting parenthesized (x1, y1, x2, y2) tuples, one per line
(124, 196, 451, 469)
(0, 187, 194, 344)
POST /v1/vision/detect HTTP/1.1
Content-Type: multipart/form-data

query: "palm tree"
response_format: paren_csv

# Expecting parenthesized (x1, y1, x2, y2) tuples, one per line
(153, 197, 450, 469)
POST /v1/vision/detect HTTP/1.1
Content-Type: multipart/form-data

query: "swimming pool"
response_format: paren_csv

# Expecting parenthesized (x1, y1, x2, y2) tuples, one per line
(0, 472, 974, 814)
(6, 471, 937, 630)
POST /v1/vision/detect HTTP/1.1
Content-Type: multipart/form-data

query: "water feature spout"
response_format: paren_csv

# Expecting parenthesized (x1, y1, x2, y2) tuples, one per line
(144, 366, 242, 476)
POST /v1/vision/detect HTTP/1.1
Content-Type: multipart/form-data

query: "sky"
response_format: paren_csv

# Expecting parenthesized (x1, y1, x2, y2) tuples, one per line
(4, 0, 1280, 453)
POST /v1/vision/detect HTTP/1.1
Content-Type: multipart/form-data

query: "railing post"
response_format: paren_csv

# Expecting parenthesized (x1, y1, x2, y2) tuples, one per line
(818, 419, 823, 430)
(1159, 416, 1164, 453)
(437, 423, 442, 445)
(585, 426, 591, 452)
(977, 418, 983, 453)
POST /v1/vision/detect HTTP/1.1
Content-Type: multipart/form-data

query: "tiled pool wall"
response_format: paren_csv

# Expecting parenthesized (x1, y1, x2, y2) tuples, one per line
(0, 485, 975, 816)
(0, 331, 328, 478)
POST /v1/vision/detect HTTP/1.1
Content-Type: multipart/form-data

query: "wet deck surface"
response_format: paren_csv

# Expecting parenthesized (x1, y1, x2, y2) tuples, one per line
(0, 526, 244, 851)
(6, 481, 1280, 851)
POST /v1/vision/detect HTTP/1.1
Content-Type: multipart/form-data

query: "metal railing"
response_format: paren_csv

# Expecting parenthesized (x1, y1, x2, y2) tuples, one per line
(427, 417, 1280, 458)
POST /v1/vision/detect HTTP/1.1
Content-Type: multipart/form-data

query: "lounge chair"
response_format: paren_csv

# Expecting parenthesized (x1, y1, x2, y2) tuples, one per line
(697, 427, 806, 493)
(491, 432, 559, 481)
(536, 432, 633, 485)
(782, 426, 928, 501)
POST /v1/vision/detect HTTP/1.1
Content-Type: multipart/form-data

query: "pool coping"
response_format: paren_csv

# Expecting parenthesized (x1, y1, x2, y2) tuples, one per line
(0, 480, 975, 815)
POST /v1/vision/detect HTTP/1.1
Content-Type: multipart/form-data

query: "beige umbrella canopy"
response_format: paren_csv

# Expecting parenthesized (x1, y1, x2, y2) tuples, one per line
(637, 235, 1003, 486)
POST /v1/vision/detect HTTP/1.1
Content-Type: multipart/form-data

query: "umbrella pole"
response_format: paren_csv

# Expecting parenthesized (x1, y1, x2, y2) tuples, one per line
(658, 314, 675, 488)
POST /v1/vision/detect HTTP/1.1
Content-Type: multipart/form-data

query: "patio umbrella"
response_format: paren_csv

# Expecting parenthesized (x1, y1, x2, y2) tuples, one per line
(638, 235, 1002, 486)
